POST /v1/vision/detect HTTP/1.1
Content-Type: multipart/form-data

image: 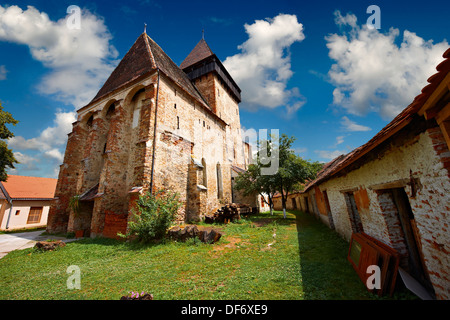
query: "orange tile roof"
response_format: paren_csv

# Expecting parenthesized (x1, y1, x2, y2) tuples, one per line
(0, 175, 57, 200)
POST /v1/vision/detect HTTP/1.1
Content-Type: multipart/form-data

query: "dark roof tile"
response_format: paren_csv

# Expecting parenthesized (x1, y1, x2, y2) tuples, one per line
(87, 33, 211, 113)
(180, 39, 214, 70)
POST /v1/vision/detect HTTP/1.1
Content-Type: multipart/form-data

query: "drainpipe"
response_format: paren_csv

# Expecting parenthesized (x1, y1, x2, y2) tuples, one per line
(149, 69, 160, 195)
(5, 200, 13, 230)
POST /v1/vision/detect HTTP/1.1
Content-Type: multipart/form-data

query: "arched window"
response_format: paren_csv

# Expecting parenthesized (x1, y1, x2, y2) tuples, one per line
(202, 158, 207, 187)
(86, 115, 94, 129)
(216, 162, 223, 199)
(105, 103, 116, 120)
(131, 89, 145, 128)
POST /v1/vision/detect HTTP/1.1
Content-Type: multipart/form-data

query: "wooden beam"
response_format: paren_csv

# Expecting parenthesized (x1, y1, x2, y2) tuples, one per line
(369, 179, 410, 191)
(436, 102, 450, 124)
(439, 120, 450, 151)
(418, 72, 450, 116)
(339, 187, 359, 194)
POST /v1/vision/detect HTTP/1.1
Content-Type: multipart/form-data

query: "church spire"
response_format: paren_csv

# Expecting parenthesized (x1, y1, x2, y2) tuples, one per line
(180, 37, 214, 70)
(144, 23, 147, 34)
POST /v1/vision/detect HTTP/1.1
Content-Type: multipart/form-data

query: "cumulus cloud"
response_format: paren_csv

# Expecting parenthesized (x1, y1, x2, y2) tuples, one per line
(1, 5, 117, 177)
(326, 10, 448, 120)
(0, 5, 118, 108)
(11, 152, 39, 172)
(44, 148, 65, 163)
(223, 14, 306, 114)
(8, 109, 76, 152)
(340, 116, 371, 132)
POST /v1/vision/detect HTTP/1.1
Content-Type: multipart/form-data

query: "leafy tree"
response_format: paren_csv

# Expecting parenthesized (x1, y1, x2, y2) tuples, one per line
(0, 102, 18, 181)
(234, 163, 277, 215)
(235, 133, 323, 218)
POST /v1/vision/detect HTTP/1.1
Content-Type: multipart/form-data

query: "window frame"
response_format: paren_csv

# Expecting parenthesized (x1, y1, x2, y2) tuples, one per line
(27, 207, 43, 224)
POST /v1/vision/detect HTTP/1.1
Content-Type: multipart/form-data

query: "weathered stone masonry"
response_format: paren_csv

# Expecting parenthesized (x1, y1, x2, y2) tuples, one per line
(47, 32, 251, 239)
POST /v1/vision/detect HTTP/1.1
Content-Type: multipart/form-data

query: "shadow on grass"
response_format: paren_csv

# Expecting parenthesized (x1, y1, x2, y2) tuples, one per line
(294, 210, 378, 300)
(293, 210, 418, 300)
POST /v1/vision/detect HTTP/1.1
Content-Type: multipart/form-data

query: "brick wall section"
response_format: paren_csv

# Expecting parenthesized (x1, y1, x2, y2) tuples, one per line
(102, 211, 128, 239)
(427, 126, 450, 178)
(47, 121, 88, 234)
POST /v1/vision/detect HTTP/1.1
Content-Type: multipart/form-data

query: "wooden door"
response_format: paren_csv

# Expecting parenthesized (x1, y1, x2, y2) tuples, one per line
(391, 188, 434, 294)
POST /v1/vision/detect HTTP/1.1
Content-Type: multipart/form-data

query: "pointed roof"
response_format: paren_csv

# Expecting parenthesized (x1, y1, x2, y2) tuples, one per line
(180, 38, 241, 102)
(88, 33, 213, 113)
(91, 33, 155, 103)
(180, 39, 214, 70)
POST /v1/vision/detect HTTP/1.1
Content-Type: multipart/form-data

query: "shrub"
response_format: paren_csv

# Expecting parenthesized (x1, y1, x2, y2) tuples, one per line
(119, 190, 182, 243)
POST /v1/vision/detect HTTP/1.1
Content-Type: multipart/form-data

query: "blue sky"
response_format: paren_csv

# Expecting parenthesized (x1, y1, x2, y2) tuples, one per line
(0, 0, 449, 178)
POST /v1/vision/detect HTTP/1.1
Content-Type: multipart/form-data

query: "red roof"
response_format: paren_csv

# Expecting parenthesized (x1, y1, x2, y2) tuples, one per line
(0, 175, 57, 200)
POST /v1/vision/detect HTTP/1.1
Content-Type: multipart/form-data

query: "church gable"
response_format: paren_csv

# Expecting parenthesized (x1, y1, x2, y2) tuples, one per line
(91, 34, 155, 104)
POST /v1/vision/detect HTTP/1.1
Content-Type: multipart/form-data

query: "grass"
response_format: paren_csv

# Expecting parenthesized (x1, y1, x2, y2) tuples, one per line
(0, 210, 417, 300)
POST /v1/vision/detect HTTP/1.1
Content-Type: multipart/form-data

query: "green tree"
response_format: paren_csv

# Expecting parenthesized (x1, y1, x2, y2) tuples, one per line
(235, 133, 323, 218)
(269, 134, 316, 218)
(0, 102, 19, 181)
(234, 163, 277, 215)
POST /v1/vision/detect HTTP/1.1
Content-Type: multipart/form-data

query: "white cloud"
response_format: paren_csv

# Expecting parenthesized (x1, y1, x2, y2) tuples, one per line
(0, 5, 117, 178)
(326, 10, 448, 120)
(0, 65, 7, 80)
(0, 5, 118, 108)
(44, 148, 64, 163)
(315, 149, 346, 160)
(331, 135, 345, 148)
(223, 14, 306, 114)
(8, 110, 76, 152)
(12, 152, 39, 171)
(340, 116, 371, 132)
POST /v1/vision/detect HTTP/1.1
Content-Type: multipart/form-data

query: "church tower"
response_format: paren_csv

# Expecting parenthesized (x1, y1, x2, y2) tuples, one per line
(180, 38, 247, 168)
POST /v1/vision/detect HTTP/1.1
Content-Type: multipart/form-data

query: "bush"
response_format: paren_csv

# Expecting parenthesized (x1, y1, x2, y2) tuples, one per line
(119, 190, 182, 243)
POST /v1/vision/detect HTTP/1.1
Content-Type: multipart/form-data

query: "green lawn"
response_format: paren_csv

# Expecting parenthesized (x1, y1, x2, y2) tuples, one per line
(0, 210, 416, 300)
